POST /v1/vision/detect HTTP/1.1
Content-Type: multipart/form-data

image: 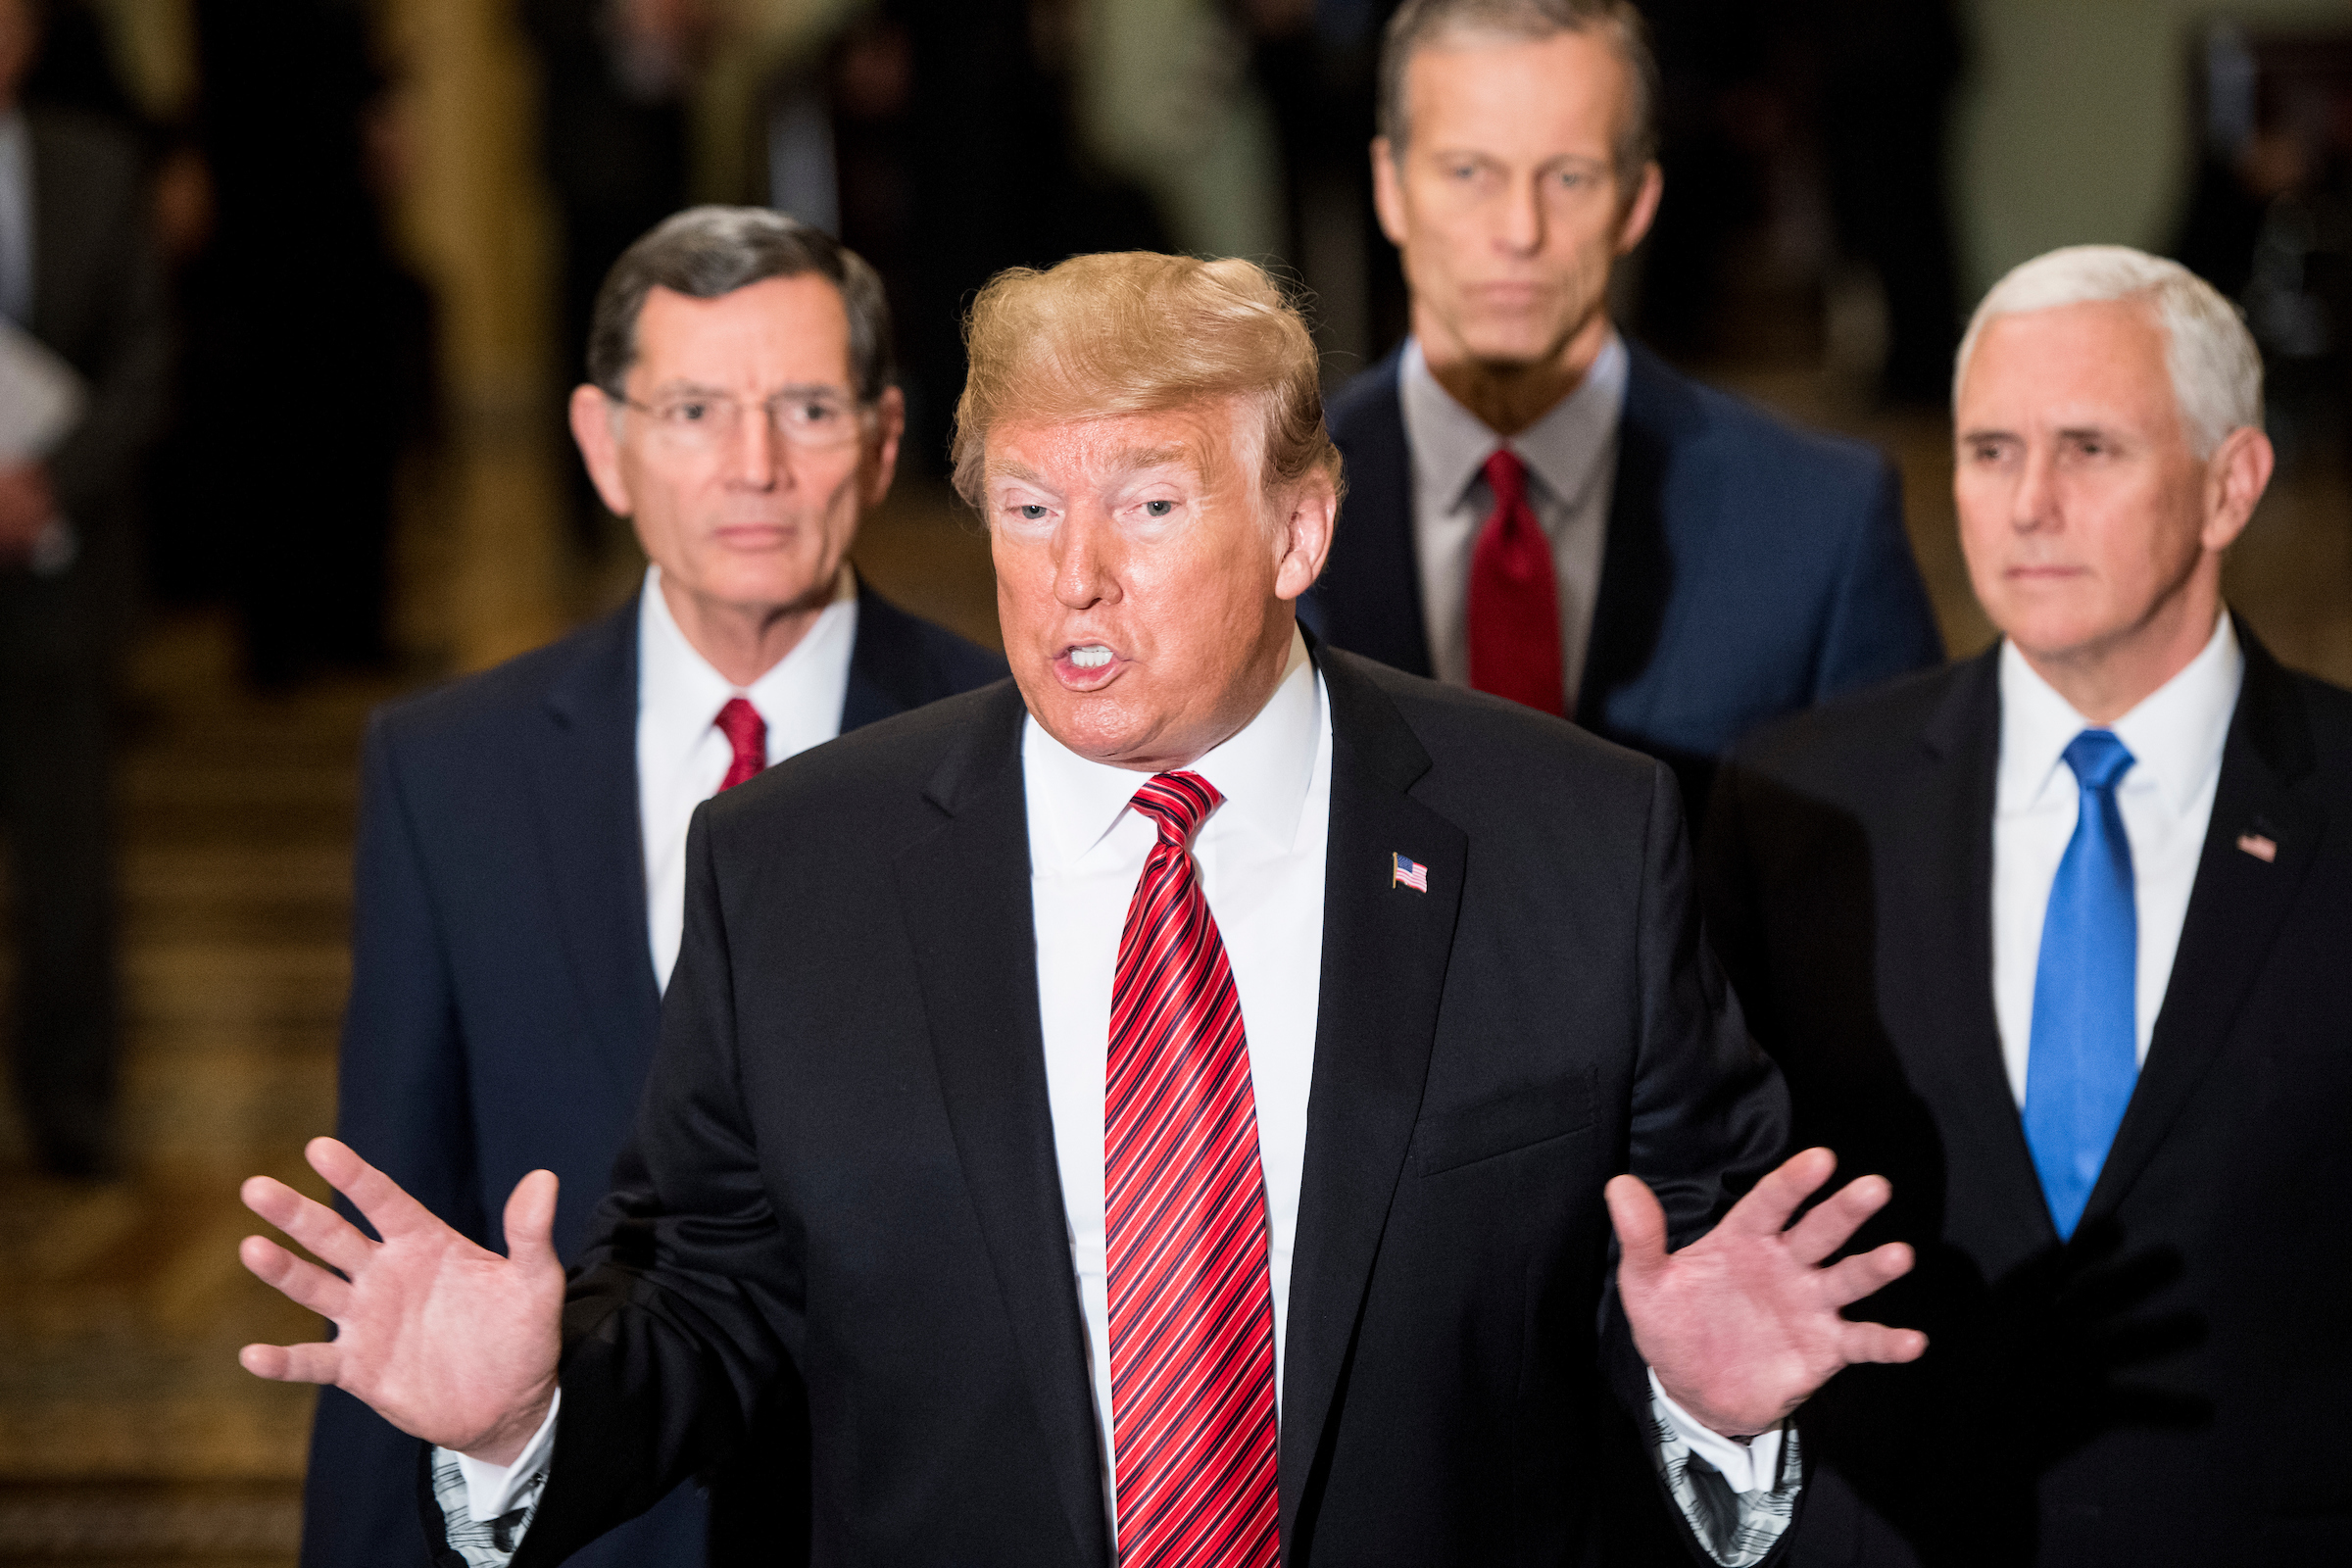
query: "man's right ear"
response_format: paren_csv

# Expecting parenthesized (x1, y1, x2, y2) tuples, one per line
(567, 384, 636, 517)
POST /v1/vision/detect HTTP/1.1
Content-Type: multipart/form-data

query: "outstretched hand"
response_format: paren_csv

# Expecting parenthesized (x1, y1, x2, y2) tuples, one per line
(1608, 1147, 1927, 1439)
(238, 1137, 564, 1466)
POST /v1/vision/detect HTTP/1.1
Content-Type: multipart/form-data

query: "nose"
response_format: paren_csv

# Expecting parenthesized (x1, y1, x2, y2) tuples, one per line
(1496, 173, 1545, 257)
(725, 401, 784, 490)
(1052, 501, 1118, 612)
(2012, 442, 2058, 534)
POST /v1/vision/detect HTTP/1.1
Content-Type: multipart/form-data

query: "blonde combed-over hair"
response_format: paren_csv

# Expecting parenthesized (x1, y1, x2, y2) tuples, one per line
(951, 252, 1343, 512)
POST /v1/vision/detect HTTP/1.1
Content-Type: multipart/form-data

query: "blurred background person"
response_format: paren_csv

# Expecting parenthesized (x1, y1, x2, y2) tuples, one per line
(1703, 245, 2350, 1568)
(0, 0, 168, 1179)
(301, 207, 1002, 1568)
(158, 0, 432, 689)
(1304, 0, 1944, 816)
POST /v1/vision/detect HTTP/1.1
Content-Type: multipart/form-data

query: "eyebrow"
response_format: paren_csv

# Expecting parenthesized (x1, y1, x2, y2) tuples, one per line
(986, 443, 1201, 489)
(639, 378, 851, 400)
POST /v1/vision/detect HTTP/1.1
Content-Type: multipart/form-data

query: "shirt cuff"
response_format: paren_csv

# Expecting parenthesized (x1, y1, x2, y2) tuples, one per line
(1647, 1370, 1786, 1494)
(450, 1388, 562, 1523)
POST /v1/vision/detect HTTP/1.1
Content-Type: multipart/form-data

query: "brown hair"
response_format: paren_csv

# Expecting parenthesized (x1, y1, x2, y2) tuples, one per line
(951, 252, 1342, 513)
(587, 205, 896, 404)
(1377, 0, 1658, 187)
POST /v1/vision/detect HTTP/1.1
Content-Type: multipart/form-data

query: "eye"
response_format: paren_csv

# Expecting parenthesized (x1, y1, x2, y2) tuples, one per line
(1018, 504, 1049, 521)
(1143, 499, 1174, 517)
(673, 401, 710, 423)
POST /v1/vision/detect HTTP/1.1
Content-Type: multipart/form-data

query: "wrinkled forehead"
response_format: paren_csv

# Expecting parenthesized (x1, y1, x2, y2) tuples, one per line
(1958, 300, 2179, 432)
(981, 399, 1258, 492)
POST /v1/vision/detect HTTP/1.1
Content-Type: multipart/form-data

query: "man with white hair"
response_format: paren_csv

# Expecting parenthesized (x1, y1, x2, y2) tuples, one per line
(1701, 244, 2352, 1565)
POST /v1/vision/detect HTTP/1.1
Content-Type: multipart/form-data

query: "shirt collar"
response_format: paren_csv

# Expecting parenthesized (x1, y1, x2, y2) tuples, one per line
(1397, 329, 1629, 518)
(636, 560, 857, 750)
(1022, 626, 1320, 870)
(1996, 610, 2243, 815)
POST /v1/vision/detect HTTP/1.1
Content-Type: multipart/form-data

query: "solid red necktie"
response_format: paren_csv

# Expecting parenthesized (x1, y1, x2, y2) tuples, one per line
(1466, 448, 1568, 717)
(1106, 772, 1280, 1568)
(714, 697, 766, 791)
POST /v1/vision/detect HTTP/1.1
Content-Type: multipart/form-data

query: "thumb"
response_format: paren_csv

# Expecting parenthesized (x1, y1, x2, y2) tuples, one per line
(1605, 1173, 1670, 1292)
(502, 1169, 562, 1273)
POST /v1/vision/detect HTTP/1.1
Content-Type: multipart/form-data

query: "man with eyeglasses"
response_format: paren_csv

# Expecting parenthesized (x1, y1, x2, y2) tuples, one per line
(298, 206, 1004, 1568)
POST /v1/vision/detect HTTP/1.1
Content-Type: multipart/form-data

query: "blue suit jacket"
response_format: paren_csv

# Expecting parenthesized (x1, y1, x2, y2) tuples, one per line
(301, 584, 1006, 1568)
(1302, 342, 1944, 815)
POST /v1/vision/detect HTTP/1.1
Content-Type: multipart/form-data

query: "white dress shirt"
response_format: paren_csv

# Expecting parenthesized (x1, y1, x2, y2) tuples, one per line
(1397, 331, 1628, 702)
(1025, 628, 1328, 1522)
(636, 562, 858, 990)
(1991, 612, 2243, 1103)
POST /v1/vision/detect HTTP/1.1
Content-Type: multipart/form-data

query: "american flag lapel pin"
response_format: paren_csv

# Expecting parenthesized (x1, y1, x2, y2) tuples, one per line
(1392, 853, 1429, 893)
(2237, 832, 2278, 862)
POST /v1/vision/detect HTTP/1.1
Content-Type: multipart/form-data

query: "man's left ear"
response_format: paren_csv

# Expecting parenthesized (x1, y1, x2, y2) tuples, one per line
(2202, 423, 2275, 554)
(1273, 468, 1339, 603)
(1615, 161, 1664, 257)
(861, 386, 907, 508)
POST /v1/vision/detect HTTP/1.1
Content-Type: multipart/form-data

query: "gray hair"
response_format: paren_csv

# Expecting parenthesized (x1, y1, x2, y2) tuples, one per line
(1377, 0, 1658, 187)
(1953, 245, 2263, 460)
(586, 205, 896, 404)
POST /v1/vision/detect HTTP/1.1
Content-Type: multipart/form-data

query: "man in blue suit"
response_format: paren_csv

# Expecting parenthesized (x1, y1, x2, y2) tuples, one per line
(1303, 0, 1943, 815)
(298, 208, 1004, 1567)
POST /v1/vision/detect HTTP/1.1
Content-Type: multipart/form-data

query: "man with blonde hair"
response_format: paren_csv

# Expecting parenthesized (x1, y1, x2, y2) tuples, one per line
(1704, 244, 2352, 1565)
(240, 252, 1927, 1566)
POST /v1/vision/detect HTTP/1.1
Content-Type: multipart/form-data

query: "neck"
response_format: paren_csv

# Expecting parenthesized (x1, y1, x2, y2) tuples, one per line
(660, 568, 837, 689)
(1416, 304, 1612, 438)
(2015, 577, 2224, 727)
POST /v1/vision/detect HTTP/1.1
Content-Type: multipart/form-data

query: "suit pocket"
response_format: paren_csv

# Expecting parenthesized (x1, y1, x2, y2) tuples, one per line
(1414, 1070, 1594, 1176)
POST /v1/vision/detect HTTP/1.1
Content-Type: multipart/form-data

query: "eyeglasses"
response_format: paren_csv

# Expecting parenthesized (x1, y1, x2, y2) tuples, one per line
(619, 389, 867, 453)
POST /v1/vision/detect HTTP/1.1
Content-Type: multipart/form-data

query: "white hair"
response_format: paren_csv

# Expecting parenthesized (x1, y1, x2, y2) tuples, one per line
(1952, 244, 2263, 459)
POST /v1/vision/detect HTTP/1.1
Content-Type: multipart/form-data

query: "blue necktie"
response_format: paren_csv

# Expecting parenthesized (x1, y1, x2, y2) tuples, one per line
(2023, 729, 2138, 1240)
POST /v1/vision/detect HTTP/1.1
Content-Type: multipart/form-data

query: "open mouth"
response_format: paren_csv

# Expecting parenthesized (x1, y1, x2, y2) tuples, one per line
(1053, 642, 1123, 688)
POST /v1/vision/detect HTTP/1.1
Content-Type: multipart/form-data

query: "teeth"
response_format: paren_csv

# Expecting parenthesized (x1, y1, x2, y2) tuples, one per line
(1069, 646, 1112, 669)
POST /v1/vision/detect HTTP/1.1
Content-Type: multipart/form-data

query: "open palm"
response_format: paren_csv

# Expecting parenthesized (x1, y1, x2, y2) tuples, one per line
(1608, 1147, 1928, 1438)
(238, 1136, 564, 1465)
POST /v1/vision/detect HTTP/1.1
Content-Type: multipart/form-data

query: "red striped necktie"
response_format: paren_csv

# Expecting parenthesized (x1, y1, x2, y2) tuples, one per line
(1106, 771, 1280, 1568)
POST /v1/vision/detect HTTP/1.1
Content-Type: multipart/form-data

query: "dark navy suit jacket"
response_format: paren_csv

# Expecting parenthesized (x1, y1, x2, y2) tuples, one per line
(1303, 341, 1944, 816)
(300, 583, 1004, 1568)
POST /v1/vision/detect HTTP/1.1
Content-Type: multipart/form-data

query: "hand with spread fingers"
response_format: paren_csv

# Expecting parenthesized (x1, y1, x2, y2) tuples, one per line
(236, 1136, 564, 1466)
(1608, 1146, 1929, 1439)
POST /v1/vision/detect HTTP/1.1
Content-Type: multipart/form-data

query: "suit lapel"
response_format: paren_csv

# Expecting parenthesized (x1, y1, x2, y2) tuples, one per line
(529, 604, 663, 1101)
(2084, 623, 2323, 1224)
(1277, 648, 1466, 1550)
(839, 582, 931, 733)
(1313, 352, 1435, 678)
(892, 685, 1110, 1568)
(1908, 651, 2055, 1240)
(1581, 344, 1734, 736)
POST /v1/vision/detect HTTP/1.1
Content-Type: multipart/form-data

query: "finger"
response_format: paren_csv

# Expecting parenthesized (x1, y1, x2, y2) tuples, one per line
(1814, 1241, 1915, 1308)
(501, 1169, 561, 1272)
(238, 1234, 357, 1320)
(238, 1340, 342, 1384)
(1782, 1172, 1894, 1266)
(240, 1174, 372, 1278)
(1720, 1147, 1838, 1238)
(1838, 1321, 1928, 1365)
(307, 1136, 440, 1245)
(1604, 1174, 1670, 1291)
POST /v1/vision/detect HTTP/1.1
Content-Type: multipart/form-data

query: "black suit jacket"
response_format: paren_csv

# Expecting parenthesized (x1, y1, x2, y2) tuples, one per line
(1304, 343, 1943, 817)
(490, 642, 1792, 1567)
(303, 586, 1004, 1568)
(1700, 623, 2352, 1566)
